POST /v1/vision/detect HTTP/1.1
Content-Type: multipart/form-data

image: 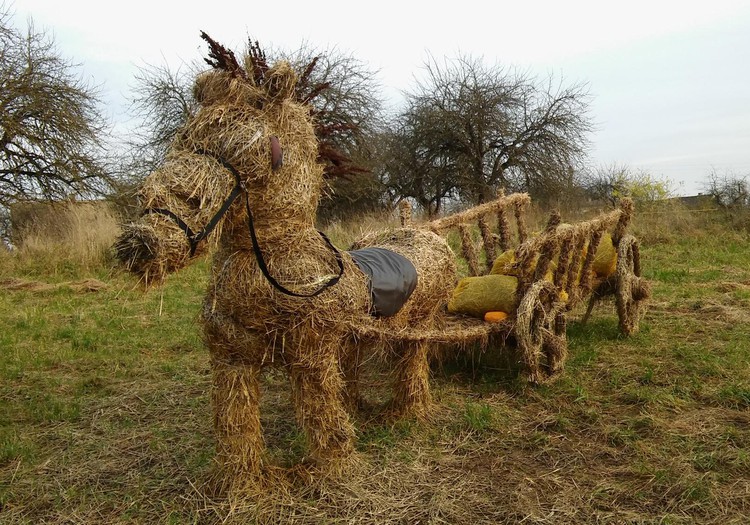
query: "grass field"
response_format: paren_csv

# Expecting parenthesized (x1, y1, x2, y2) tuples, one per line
(1, 205, 749, 524)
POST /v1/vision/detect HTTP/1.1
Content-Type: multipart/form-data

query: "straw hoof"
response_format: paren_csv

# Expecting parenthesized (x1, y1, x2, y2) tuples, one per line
(385, 372, 434, 420)
(280, 450, 365, 491)
(307, 437, 357, 467)
(202, 462, 267, 500)
(382, 396, 434, 423)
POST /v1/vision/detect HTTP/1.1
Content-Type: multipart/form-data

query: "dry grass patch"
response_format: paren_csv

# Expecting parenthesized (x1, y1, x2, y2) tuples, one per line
(10, 201, 120, 268)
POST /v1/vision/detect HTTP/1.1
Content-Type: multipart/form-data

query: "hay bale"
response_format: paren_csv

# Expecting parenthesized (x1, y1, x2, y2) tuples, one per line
(447, 274, 518, 319)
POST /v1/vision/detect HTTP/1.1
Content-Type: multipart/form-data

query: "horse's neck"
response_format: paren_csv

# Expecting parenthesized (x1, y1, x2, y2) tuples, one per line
(220, 204, 325, 257)
(218, 214, 341, 289)
(216, 169, 330, 260)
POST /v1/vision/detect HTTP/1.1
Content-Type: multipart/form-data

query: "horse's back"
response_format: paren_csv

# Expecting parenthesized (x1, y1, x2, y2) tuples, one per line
(350, 228, 457, 324)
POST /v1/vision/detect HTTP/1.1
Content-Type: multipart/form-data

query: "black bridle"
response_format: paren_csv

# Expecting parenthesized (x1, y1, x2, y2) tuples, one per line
(143, 149, 243, 258)
(142, 145, 344, 298)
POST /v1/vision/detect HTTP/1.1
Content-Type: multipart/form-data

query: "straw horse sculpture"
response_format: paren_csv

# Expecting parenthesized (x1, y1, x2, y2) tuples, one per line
(116, 35, 456, 485)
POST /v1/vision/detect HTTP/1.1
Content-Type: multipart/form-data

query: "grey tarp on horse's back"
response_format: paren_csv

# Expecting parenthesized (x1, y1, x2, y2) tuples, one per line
(349, 247, 418, 317)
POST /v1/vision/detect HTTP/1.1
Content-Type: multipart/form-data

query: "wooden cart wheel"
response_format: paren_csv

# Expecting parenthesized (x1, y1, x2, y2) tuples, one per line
(615, 234, 651, 335)
(516, 281, 568, 383)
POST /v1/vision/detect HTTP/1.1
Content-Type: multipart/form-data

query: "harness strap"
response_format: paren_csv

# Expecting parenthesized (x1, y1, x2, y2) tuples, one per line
(190, 148, 244, 246)
(142, 207, 197, 242)
(244, 192, 344, 297)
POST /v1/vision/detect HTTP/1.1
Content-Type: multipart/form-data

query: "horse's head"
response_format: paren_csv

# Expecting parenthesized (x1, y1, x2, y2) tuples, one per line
(116, 34, 326, 284)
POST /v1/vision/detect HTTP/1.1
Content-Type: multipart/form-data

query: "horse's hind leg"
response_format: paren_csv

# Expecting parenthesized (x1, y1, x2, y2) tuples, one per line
(340, 339, 364, 412)
(391, 340, 432, 419)
(211, 359, 264, 486)
(289, 345, 356, 468)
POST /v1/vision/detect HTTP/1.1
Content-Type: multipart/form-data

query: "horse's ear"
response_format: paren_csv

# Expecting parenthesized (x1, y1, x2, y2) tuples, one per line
(193, 70, 232, 106)
(264, 61, 297, 101)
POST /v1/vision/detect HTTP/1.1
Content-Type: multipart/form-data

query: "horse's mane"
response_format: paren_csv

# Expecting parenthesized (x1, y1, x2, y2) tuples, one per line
(199, 31, 365, 180)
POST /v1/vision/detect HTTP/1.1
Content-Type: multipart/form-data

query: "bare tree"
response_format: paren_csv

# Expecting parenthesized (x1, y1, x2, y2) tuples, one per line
(376, 105, 461, 217)
(0, 6, 110, 208)
(273, 42, 384, 179)
(705, 170, 749, 208)
(272, 42, 387, 218)
(582, 163, 633, 207)
(400, 55, 592, 206)
(123, 62, 200, 179)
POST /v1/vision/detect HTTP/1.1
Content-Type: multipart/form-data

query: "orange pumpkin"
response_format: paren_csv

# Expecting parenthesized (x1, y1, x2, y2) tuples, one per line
(483, 311, 509, 323)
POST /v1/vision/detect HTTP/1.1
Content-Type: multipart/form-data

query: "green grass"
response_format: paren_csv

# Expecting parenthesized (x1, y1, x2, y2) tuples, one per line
(1, 211, 749, 523)
(462, 401, 495, 432)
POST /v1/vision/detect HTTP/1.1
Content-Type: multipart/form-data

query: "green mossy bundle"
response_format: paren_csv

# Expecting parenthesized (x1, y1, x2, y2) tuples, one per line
(490, 232, 617, 282)
(490, 249, 517, 275)
(447, 274, 518, 319)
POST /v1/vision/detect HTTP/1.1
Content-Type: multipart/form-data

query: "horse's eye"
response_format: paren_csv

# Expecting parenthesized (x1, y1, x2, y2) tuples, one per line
(270, 136, 283, 171)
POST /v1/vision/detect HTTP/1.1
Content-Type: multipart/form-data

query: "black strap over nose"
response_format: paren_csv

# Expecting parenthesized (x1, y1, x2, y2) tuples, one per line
(142, 148, 243, 256)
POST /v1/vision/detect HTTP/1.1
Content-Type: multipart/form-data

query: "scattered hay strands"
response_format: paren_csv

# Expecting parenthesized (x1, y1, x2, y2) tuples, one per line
(0, 277, 108, 293)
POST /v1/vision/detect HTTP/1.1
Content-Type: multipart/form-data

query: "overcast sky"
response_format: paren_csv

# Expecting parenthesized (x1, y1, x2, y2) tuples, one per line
(13, 0, 750, 195)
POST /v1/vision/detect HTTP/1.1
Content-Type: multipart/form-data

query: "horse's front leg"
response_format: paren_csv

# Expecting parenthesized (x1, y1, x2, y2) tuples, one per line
(288, 339, 357, 468)
(210, 358, 264, 484)
(202, 311, 266, 489)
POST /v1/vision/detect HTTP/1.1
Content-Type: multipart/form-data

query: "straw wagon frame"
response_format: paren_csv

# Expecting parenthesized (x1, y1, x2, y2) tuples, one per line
(352, 192, 651, 384)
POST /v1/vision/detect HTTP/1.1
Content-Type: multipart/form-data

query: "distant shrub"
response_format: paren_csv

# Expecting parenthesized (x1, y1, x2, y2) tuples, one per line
(704, 171, 749, 208)
(584, 164, 673, 207)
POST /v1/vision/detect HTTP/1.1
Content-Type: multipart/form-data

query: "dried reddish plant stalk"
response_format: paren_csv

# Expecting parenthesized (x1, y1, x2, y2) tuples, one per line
(200, 31, 247, 79)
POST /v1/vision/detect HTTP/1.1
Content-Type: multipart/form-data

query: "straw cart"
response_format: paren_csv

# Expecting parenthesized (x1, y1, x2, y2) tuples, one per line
(351, 193, 651, 384)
